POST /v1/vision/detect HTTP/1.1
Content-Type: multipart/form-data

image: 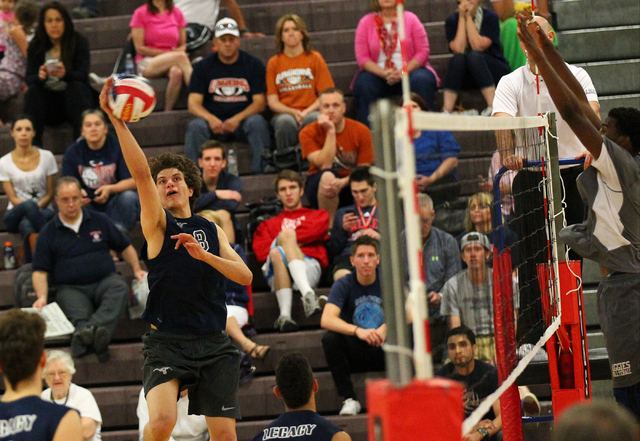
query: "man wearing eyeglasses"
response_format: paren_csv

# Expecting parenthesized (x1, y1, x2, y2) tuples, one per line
(417, 193, 461, 362)
(185, 18, 271, 174)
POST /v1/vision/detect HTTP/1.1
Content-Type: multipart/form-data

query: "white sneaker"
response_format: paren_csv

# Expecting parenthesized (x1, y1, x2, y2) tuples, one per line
(89, 72, 107, 85)
(274, 315, 298, 333)
(302, 291, 321, 318)
(517, 344, 548, 362)
(521, 392, 541, 416)
(339, 398, 362, 416)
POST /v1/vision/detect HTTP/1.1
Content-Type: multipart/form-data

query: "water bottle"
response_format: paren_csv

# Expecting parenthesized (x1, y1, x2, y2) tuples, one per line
(227, 149, 239, 176)
(125, 53, 135, 75)
(4, 242, 15, 270)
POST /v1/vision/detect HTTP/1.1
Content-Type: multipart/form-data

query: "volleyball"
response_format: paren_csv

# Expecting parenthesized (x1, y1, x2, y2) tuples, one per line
(108, 75, 156, 122)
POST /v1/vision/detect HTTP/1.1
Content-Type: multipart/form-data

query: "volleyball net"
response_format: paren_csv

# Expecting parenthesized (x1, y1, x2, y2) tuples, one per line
(371, 104, 572, 440)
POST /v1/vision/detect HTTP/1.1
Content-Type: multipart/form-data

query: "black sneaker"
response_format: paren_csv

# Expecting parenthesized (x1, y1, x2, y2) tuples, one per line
(75, 326, 95, 346)
(93, 326, 110, 363)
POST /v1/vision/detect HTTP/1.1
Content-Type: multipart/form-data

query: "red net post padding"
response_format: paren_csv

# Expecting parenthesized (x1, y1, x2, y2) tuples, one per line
(538, 261, 592, 419)
(367, 378, 464, 440)
(492, 248, 523, 441)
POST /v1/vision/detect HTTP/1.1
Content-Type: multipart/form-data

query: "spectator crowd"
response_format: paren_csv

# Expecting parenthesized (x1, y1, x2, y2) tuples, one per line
(0, 0, 639, 440)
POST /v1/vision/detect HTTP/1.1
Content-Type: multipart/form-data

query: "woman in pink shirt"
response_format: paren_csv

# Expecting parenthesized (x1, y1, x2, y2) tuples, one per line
(352, 0, 439, 126)
(130, 0, 192, 112)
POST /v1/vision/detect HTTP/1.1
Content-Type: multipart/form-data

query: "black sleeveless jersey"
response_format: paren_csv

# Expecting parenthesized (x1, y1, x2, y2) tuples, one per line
(142, 210, 227, 334)
(0, 396, 74, 440)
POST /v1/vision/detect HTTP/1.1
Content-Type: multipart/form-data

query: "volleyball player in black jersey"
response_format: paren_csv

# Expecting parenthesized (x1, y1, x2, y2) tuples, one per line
(99, 79, 253, 441)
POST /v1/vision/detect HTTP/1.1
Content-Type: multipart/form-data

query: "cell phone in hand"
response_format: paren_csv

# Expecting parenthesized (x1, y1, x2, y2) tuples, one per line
(45, 59, 60, 74)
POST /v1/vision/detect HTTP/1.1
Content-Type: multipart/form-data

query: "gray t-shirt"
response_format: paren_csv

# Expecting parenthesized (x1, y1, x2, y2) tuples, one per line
(441, 269, 494, 336)
(441, 268, 520, 336)
(559, 137, 640, 273)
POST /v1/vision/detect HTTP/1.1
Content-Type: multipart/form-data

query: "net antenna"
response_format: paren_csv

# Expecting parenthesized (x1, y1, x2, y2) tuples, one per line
(396, 0, 431, 380)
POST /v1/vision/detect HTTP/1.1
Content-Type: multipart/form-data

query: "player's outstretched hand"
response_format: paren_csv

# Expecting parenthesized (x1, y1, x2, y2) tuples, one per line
(171, 233, 208, 261)
(515, 12, 546, 63)
(99, 77, 121, 123)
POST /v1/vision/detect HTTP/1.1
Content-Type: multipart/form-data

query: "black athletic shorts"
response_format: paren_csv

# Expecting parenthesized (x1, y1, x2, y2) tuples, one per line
(331, 254, 353, 276)
(142, 329, 241, 419)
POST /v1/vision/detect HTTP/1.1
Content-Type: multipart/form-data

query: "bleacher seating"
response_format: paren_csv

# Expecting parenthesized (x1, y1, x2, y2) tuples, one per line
(0, 0, 638, 439)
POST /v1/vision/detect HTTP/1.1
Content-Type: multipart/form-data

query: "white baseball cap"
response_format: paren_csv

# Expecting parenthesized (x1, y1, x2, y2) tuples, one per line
(214, 18, 240, 38)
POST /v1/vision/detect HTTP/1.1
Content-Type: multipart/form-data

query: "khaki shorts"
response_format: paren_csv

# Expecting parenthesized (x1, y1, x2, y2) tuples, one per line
(475, 335, 496, 363)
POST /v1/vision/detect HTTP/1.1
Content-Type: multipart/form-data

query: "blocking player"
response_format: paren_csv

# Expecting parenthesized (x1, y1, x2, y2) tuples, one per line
(516, 11, 640, 418)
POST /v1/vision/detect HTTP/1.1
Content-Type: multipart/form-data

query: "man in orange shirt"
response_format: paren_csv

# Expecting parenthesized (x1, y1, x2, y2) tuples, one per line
(300, 88, 374, 225)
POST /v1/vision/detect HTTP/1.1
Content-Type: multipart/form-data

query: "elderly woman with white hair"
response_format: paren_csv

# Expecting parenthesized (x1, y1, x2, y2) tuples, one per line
(41, 350, 103, 441)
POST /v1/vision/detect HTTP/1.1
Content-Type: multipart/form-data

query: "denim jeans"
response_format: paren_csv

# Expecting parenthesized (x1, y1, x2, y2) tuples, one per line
(184, 115, 271, 174)
(353, 67, 438, 126)
(443, 51, 510, 93)
(271, 112, 318, 151)
(3, 200, 55, 236)
(88, 190, 140, 233)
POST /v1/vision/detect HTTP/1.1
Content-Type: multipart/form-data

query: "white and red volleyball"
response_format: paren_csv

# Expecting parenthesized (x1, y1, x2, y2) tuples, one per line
(108, 75, 156, 122)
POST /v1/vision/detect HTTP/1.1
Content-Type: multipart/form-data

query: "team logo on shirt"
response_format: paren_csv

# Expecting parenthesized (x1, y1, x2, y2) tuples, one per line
(90, 230, 103, 242)
(281, 216, 305, 230)
(193, 230, 209, 252)
(0, 414, 38, 436)
(275, 68, 314, 93)
(79, 162, 117, 189)
(612, 361, 631, 377)
(261, 424, 317, 438)
(209, 78, 250, 102)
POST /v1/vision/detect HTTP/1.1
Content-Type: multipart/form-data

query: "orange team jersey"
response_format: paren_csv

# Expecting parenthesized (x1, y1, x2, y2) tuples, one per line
(266, 50, 335, 111)
(300, 118, 374, 177)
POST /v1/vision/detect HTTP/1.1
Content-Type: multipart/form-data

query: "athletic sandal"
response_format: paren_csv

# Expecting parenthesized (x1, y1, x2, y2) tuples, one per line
(246, 342, 271, 360)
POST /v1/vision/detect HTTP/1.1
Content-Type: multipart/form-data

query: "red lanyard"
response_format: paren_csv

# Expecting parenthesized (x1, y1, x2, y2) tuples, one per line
(357, 203, 378, 230)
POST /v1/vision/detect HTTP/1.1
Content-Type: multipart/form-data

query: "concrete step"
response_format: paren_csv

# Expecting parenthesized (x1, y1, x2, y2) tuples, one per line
(0, 110, 193, 155)
(100, 430, 137, 441)
(32, 0, 139, 18)
(88, 371, 383, 430)
(578, 59, 640, 96)
(587, 330, 605, 349)
(581, 258, 603, 285)
(558, 25, 640, 63)
(583, 288, 598, 327)
(598, 94, 640, 120)
(554, 0, 640, 31)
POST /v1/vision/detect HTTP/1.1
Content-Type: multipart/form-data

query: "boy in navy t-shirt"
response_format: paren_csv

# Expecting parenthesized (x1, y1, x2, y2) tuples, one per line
(321, 236, 386, 416)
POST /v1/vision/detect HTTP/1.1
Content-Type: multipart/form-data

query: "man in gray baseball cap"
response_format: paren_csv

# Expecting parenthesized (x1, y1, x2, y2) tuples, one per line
(441, 231, 498, 362)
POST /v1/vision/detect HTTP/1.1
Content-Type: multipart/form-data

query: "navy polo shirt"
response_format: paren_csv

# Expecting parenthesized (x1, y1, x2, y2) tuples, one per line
(32, 208, 131, 285)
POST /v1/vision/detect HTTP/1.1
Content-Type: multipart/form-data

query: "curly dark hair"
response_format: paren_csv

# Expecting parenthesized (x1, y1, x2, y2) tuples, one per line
(275, 352, 314, 409)
(0, 310, 46, 390)
(148, 153, 202, 209)
(608, 107, 640, 157)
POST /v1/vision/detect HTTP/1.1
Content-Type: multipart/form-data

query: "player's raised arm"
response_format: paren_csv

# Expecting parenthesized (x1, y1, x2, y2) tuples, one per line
(99, 78, 166, 245)
(515, 13, 603, 158)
